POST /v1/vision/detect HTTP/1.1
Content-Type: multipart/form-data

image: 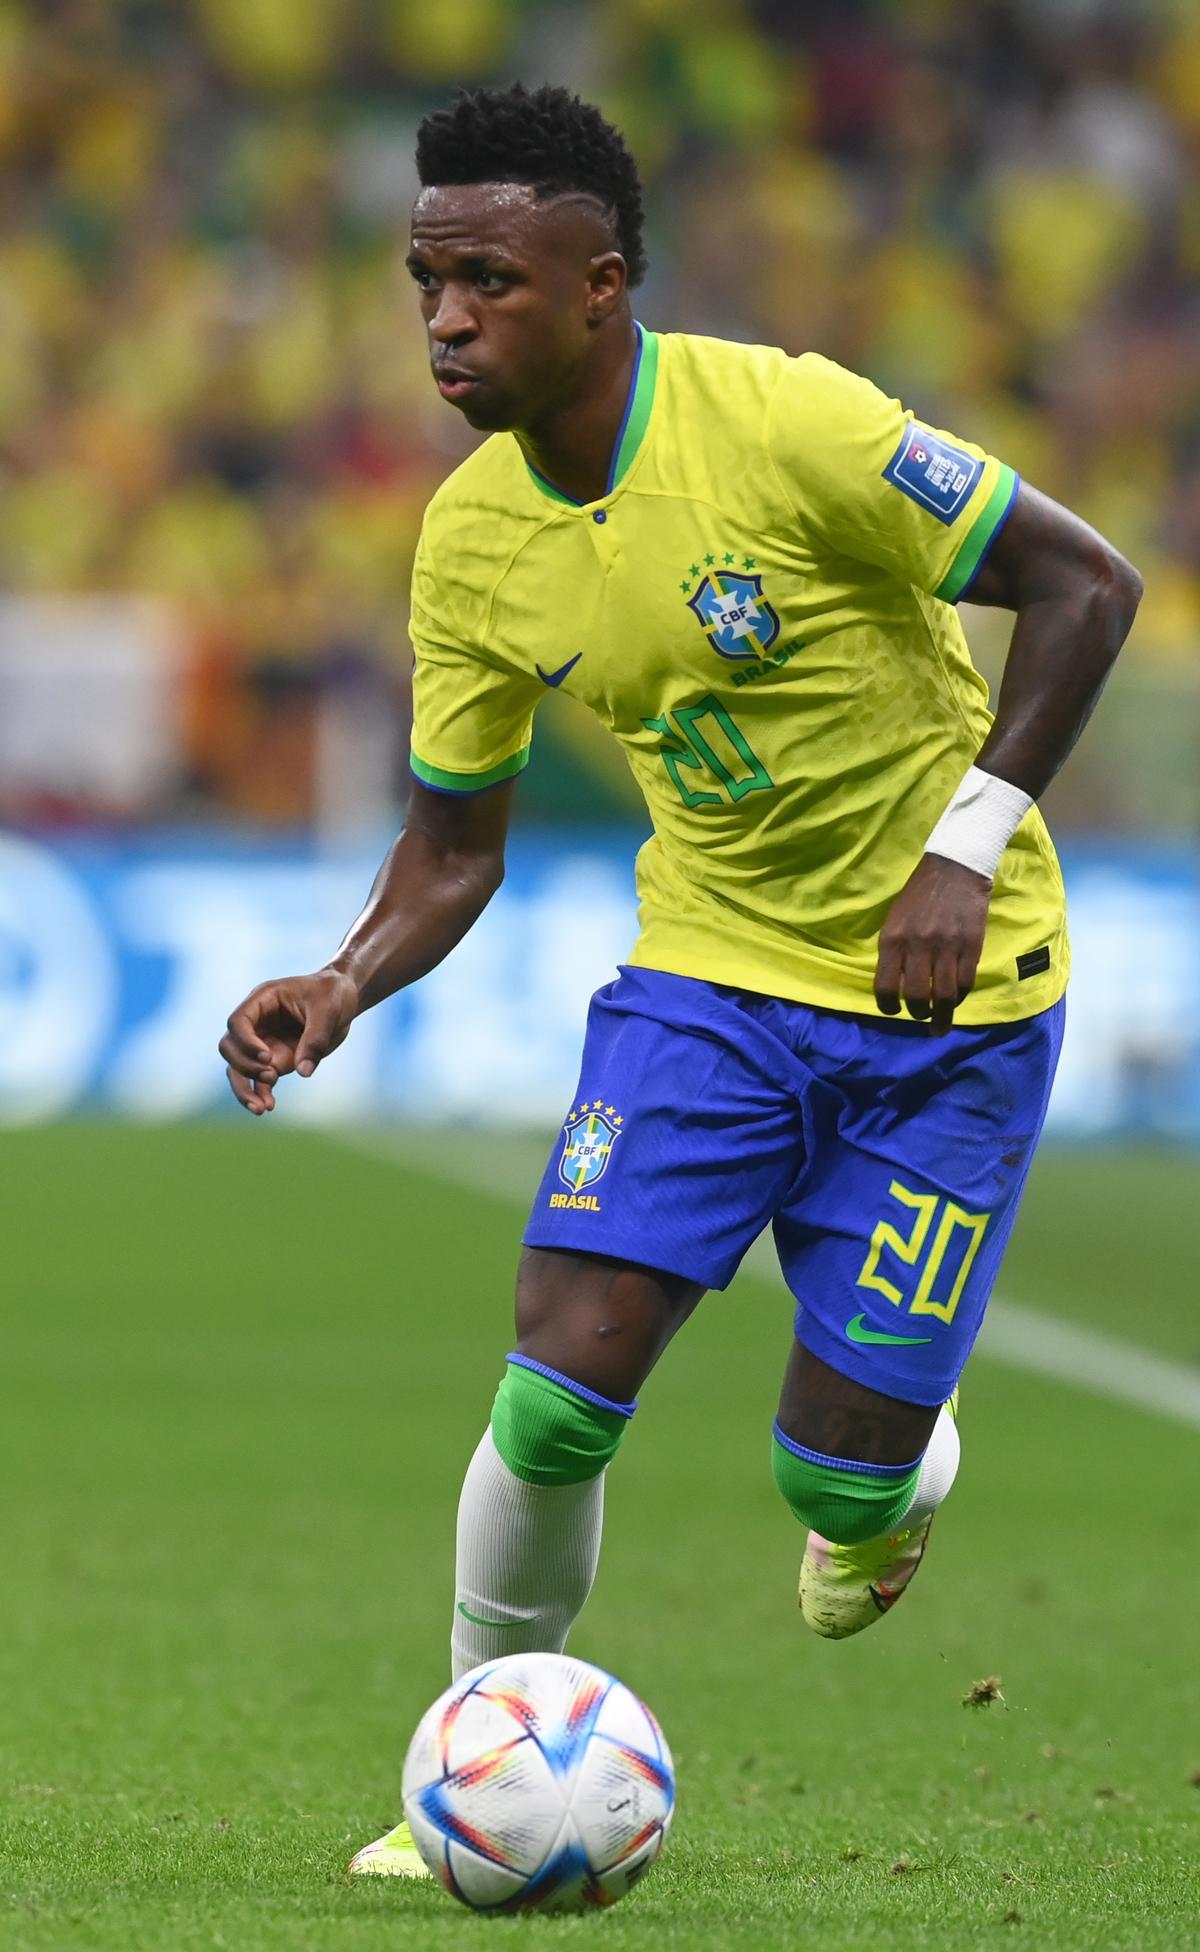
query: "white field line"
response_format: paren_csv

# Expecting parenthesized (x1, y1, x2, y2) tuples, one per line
(319, 1127, 1200, 1432)
(971, 1301, 1200, 1429)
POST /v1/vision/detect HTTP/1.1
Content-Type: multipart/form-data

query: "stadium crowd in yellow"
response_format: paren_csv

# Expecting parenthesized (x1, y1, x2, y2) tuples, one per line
(0, 0, 1196, 819)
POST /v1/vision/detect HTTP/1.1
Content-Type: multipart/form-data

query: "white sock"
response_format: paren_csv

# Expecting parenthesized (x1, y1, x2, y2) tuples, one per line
(451, 1428, 605, 1682)
(899, 1402, 961, 1529)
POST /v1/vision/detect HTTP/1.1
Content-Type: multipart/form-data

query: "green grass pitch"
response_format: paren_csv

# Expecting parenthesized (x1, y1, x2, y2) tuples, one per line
(3, 1124, 1197, 1950)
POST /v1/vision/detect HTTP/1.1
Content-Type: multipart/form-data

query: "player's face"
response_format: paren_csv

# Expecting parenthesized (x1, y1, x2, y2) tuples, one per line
(407, 183, 624, 432)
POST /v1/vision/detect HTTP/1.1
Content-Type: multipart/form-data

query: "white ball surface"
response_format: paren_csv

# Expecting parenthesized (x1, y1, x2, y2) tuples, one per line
(401, 1651, 674, 1913)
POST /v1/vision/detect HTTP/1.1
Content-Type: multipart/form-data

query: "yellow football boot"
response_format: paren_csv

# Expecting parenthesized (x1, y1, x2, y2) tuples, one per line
(347, 1817, 432, 1879)
(799, 1393, 959, 1640)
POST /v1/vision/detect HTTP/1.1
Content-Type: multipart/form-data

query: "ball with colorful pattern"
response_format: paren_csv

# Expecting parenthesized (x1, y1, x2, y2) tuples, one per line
(401, 1651, 675, 1913)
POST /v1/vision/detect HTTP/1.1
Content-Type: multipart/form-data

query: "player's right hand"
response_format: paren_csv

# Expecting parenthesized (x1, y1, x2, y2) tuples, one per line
(219, 969, 360, 1114)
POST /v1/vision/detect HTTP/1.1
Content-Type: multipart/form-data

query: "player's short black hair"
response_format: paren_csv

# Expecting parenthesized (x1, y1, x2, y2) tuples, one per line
(415, 83, 647, 288)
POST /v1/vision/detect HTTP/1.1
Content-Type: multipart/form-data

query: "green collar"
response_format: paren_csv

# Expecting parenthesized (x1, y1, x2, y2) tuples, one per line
(523, 322, 659, 508)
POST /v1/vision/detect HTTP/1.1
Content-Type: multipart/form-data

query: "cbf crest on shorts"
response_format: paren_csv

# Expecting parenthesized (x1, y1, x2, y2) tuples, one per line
(685, 563, 780, 661)
(555, 1101, 624, 1209)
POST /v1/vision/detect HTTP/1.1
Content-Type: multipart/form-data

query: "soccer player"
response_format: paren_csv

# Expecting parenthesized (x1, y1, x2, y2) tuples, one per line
(219, 85, 1142, 1878)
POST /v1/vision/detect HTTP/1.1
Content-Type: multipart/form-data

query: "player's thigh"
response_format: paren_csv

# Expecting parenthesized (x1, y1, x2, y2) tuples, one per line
(514, 1245, 705, 1403)
(775, 999, 1065, 1412)
(520, 967, 807, 1396)
(776, 1339, 938, 1465)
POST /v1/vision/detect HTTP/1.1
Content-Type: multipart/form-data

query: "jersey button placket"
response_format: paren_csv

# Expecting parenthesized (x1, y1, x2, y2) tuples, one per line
(589, 513, 620, 574)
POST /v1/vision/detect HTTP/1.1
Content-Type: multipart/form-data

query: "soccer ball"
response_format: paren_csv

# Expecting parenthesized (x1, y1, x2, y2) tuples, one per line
(401, 1651, 675, 1913)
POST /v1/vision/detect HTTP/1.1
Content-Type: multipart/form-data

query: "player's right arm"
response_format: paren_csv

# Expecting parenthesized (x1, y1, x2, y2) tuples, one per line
(220, 776, 514, 1114)
(221, 520, 541, 1114)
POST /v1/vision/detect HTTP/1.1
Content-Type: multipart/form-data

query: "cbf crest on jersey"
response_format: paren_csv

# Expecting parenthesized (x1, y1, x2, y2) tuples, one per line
(684, 556, 780, 662)
(558, 1101, 624, 1194)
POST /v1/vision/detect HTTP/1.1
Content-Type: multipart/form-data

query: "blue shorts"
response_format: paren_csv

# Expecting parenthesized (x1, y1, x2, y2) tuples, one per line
(523, 968, 1064, 1407)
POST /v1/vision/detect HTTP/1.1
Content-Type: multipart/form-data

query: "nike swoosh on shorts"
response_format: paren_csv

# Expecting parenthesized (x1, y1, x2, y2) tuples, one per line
(844, 1312, 932, 1346)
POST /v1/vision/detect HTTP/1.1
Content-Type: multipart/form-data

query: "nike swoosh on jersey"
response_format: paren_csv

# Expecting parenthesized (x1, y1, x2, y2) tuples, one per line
(535, 652, 583, 687)
(844, 1313, 933, 1346)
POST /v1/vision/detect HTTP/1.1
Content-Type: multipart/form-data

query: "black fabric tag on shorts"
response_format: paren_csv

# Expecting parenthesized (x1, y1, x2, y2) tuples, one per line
(1016, 945, 1051, 980)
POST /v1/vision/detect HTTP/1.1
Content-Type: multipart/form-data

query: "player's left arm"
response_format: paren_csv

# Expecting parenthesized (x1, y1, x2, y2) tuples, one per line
(874, 481, 1143, 1032)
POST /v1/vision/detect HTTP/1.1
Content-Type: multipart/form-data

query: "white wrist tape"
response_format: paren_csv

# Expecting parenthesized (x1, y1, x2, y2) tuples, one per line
(924, 765, 1034, 882)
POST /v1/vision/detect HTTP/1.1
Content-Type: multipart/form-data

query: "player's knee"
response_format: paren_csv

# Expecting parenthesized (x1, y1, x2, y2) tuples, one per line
(771, 1421, 922, 1544)
(490, 1356, 635, 1486)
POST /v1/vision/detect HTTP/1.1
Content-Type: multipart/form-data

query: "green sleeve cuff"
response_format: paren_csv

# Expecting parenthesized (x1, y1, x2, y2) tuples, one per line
(934, 465, 1020, 604)
(410, 744, 531, 794)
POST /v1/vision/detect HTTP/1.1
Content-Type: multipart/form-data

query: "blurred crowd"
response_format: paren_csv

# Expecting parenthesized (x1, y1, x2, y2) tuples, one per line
(0, 0, 1197, 824)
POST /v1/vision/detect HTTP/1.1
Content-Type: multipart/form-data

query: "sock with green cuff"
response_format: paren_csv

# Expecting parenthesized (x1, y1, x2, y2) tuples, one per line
(772, 1424, 923, 1545)
(451, 1356, 634, 1680)
(771, 1409, 960, 1545)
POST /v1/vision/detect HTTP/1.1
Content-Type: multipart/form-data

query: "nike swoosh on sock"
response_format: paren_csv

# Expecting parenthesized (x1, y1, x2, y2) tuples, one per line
(456, 1600, 540, 1629)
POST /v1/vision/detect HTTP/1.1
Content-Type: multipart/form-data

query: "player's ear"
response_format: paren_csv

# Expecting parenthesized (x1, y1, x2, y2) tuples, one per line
(585, 251, 627, 326)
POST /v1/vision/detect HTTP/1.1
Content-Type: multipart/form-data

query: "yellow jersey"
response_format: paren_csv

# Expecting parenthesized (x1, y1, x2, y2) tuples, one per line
(409, 326, 1067, 1023)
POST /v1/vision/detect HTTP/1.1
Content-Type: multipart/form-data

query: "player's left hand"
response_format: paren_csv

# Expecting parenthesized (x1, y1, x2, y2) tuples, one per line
(874, 854, 991, 1035)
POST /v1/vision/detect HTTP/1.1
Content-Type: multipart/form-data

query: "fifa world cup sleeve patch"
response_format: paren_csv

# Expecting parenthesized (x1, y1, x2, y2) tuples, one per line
(882, 423, 983, 525)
